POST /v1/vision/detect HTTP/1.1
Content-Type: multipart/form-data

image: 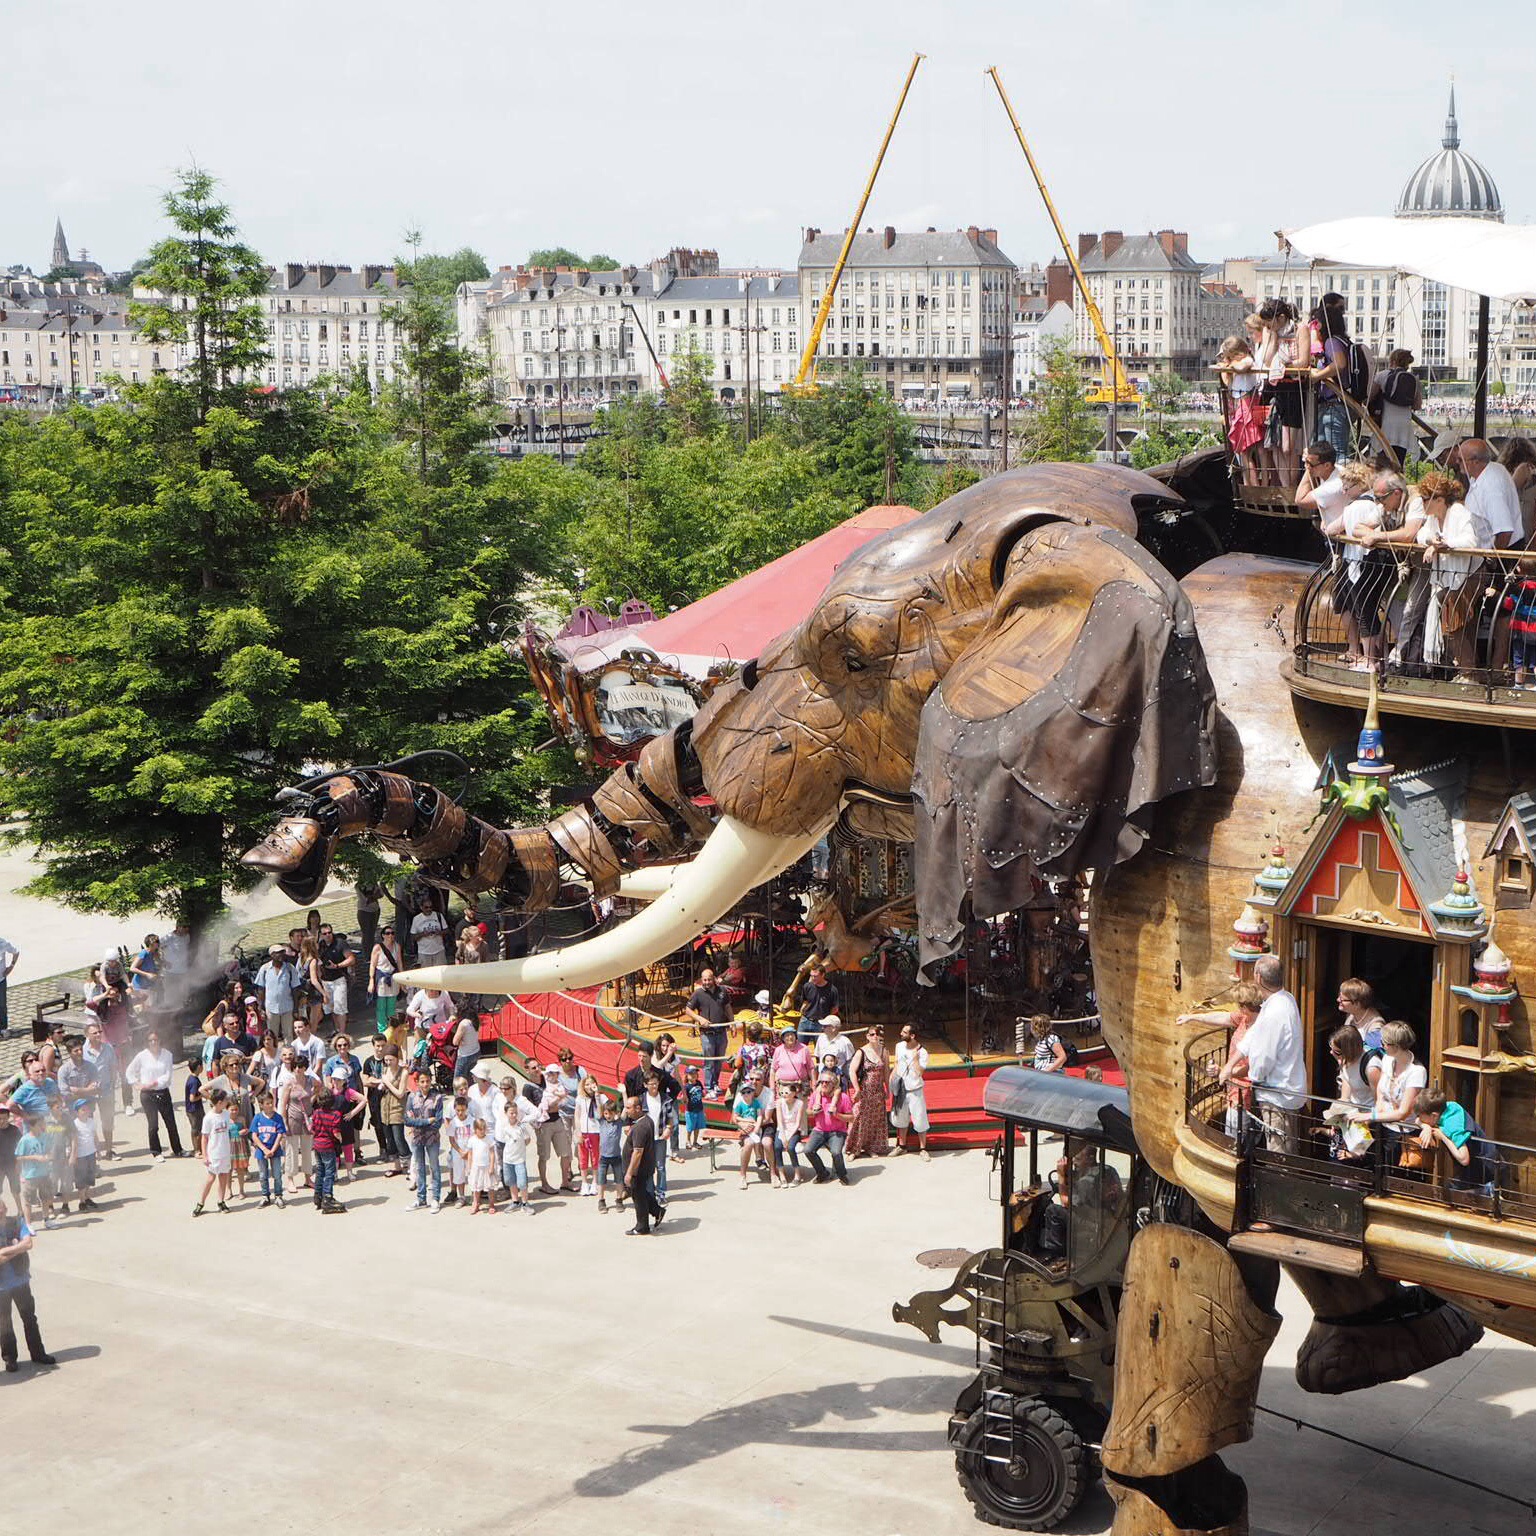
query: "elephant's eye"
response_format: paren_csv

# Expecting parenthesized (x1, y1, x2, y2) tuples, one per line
(844, 654, 867, 674)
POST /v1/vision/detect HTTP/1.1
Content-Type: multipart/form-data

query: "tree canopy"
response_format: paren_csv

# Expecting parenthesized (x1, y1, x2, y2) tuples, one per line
(527, 247, 620, 271)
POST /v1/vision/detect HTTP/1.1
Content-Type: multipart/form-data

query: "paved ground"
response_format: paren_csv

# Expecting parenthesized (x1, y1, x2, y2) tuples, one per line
(6, 1095, 1534, 1535)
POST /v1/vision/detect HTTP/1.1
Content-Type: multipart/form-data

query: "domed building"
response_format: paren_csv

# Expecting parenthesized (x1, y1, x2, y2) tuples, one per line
(1390, 87, 1517, 384)
(1395, 86, 1504, 222)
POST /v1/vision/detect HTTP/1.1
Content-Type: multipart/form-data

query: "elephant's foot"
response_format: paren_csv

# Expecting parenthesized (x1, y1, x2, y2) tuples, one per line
(1103, 1225, 1280, 1486)
(1292, 1282, 1483, 1396)
(1106, 1457, 1249, 1536)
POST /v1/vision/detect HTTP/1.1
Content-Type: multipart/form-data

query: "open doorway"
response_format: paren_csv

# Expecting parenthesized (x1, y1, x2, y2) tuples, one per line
(1304, 924, 1436, 1090)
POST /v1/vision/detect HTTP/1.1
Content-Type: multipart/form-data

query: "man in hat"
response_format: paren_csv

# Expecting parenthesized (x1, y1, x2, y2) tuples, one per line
(771, 1023, 812, 1092)
(534, 1062, 574, 1194)
(466, 1061, 503, 1143)
(254, 944, 302, 1042)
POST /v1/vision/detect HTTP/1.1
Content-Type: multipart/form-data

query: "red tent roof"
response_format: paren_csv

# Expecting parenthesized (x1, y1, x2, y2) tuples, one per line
(562, 503, 919, 674)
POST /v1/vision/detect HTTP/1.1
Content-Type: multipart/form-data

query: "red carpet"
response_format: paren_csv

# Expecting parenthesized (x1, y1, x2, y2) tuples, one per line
(481, 991, 1122, 1147)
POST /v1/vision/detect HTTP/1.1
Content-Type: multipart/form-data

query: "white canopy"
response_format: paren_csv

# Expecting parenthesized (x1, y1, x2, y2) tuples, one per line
(1282, 216, 1536, 303)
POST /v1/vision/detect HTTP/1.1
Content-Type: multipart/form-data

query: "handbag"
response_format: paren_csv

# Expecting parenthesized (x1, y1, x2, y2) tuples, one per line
(1396, 1135, 1428, 1171)
(890, 1074, 907, 1110)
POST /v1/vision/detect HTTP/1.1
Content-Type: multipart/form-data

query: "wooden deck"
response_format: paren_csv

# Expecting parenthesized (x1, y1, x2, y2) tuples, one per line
(1282, 657, 1536, 730)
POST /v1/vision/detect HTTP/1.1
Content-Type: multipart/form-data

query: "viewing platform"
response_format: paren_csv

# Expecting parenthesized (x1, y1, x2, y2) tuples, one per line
(1179, 1026, 1536, 1305)
(1283, 546, 1536, 729)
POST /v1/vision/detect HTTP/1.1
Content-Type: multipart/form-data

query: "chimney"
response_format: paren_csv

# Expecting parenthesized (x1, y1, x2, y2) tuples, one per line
(318, 264, 336, 288)
(1046, 258, 1074, 308)
(966, 225, 980, 243)
(363, 264, 384, 289)
(1155, 228, 1176, 258)
(883, 225, 895, 248)
(1174, 232, 1189, 256)
(982, 228, 998, 247)
(1078, 232, 1097, 259)
(285, 263, 304, 290)
(1101, 230, 1124, 259)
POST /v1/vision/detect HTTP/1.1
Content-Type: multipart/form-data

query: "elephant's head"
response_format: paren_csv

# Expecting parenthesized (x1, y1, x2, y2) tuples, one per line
(686, 462, 1217, 968)
(245, 463, 1216, 995)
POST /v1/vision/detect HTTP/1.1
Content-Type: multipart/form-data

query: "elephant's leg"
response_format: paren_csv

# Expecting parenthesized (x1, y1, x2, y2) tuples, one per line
(1287, 1267, 1483, 1396)
(1101, 1225, 1281, 1536)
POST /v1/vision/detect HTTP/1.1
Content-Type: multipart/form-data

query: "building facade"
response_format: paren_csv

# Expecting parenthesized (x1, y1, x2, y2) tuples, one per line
(797, 225, 1015, 400)
(1072, 230, 1204, 382)
(0, 307, 176, 395)
(254, 264, 404, 391)
(1011, 297, 1074, 394)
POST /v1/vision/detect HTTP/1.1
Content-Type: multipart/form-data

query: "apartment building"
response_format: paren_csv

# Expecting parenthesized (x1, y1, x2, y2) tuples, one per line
(1073, 230, 1203, 382)
(797, 225, 1015, 400)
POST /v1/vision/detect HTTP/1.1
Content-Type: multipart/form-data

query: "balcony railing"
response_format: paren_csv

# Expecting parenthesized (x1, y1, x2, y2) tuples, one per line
(1287, 541, 1536, 720)
(1185, 1026, 1536, 1228)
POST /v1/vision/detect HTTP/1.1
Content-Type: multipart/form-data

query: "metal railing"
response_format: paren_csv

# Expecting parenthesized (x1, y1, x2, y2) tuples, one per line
(1184, 1026, 1536, 1227)
(1292, 539, 1536, 705)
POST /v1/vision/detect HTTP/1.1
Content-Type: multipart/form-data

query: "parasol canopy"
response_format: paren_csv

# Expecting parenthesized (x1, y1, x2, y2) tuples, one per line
(1282, 216, 1536, 302)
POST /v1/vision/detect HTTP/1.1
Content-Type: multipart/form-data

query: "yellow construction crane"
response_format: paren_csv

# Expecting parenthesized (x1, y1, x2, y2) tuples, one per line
(987, 66, 1139, 407)
(789, 52, 924, 394)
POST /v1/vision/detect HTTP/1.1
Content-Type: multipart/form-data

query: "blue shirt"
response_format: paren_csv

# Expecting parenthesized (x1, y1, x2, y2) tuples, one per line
(251, 1111, 286, 1156)
(9, 1079, 58, 1121)
(324, 1053, 363, 1094)
(597, 1117, 624, 1158)
(131, 948, 159, 991)
(254, 960, 300, 1014)
(0, 1215, 32, 1291)
(15, 1133, 47, 1181)
(685, 1082, 705, 1112)
(185, 1073, 203, 1114)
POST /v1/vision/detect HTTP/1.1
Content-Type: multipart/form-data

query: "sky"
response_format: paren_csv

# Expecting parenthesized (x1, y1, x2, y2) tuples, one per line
(9, 0, 1531, 278)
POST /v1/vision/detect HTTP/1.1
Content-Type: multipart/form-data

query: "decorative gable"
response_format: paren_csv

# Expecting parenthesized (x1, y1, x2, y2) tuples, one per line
(1281, 807, 1429, 935)
(1483, 793, 1536, 909)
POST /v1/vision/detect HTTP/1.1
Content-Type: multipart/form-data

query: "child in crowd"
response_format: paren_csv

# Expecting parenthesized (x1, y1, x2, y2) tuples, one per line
(445, 1095, 473, 1207)
(596, 1093, 625, 1214)
(184, 1061, 205, 1155)
(18, 1115, 53, 1228)
(773, 1079, 806, 1188)
(573, 1073, 603, 1196)
(227, 1095, 250, 1202)
(1029, 1013, 1067, 1073)
(1416, 1089, 1498, 1193)
(308, 1088, 346, 1214)
(653, 1032, 682, 1153)
(467, 1118, 498, 1214)
(1217, 332, 1267, 484)
(683, 1066, 706, 1152)
(70, 1099, 100, 1213)
(250, 1091, 287, 1208)
(193, 1087, 234, 1217)
(498, 1098, 535, 1213)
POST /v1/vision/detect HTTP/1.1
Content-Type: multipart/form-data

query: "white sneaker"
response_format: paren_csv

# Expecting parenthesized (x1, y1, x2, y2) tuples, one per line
(920, 1150, 932, 1162)
(431, 1199, 442, 1213)
(154, 1152, 167, 1163)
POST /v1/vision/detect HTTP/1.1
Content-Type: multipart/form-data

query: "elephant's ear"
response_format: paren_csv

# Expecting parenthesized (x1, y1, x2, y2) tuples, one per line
(910, 521, 1217, 975)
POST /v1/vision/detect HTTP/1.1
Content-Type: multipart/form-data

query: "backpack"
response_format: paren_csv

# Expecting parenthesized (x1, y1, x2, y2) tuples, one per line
(1062, 1038, 1081, 1068)
(1343, 341, 1372, 403)
(1380, 367, 1416, 407)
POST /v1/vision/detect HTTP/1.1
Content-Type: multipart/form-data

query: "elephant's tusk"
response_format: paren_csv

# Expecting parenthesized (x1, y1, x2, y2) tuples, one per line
(615, 864, 688, 901)
(395, 814, 828, 995)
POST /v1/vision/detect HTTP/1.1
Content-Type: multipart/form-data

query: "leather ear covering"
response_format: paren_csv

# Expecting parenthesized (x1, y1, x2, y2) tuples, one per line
(910, 524, 1216, 976)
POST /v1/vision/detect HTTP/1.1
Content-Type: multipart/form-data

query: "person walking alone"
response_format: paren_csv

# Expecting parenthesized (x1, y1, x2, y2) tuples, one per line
(126, 1029, 183, 1160)
(620, 1094, 663, 1236)
(0, 1192, 53, 1372)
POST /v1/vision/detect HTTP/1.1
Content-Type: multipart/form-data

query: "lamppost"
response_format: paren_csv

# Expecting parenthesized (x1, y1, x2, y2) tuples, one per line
(554, 324, 567, 466)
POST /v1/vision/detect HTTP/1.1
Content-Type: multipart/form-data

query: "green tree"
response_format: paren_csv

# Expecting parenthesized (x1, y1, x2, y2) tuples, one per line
(405, 246, 490, 298)
(1129, 424, 1218, 470)
(661, 348, 722, 440)
(527, 247, 583, 268)
(586, 253, 620, 271)
(772, 371, 917, 506)
(129, 167, 269, 442)
(0, 174, 566, 933)
(1018, 336, 1098, 463)
(1144, 369, 1189, 433)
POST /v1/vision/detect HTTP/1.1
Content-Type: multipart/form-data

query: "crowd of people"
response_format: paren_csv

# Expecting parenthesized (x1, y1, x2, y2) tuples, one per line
(1180, 955, 1497, 1191)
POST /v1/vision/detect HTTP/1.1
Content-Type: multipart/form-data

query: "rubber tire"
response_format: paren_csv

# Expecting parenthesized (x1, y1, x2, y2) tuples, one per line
(954, 1396, 1088, 1531)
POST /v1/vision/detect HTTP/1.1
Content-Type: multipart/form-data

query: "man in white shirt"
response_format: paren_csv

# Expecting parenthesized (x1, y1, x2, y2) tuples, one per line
(1232, 955, 1308, 1152)
(891, 1023, 932, 1160)
(1457, 439, 1521, 549)
(1295, 443, 1346, 517)
(291, 1018, 326, 1073)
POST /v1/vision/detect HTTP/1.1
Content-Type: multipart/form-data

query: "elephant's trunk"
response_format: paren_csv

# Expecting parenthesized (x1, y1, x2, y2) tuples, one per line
(395, 813, 829, 993)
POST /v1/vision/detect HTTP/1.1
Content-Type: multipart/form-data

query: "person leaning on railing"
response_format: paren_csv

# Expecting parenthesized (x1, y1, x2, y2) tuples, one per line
(1416, 469, 1487, 676)
(1322, 462, 1392, 671)
(1178, 983, 1262, 1138)
(1414, 1089, 1498, 1195)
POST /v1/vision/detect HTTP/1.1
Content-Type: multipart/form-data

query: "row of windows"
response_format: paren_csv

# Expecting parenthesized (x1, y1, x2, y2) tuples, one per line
(266, 297, 379, 315)
(819, 337, 974, 357)
(807, 268, 999, 295)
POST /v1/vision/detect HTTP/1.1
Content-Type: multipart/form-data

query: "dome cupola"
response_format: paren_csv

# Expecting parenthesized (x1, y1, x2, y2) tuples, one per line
(1395, 85, 1503, 221)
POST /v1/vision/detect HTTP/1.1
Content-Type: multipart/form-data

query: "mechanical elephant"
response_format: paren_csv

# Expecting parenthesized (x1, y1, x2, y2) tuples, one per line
(242, 462, 1220, 996)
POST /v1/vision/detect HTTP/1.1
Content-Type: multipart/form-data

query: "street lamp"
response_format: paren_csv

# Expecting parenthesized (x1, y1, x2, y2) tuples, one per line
(554, 324, 567, 466)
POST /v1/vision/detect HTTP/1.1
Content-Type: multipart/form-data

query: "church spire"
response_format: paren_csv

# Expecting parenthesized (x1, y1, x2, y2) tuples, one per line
(51, 216, 69, 271)
(1443, 79, 1460, 150)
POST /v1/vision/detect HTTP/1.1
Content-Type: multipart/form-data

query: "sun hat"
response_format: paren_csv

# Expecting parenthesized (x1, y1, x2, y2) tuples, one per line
(755, 989, 772, 1007)
(471, 1062, 493, 1080)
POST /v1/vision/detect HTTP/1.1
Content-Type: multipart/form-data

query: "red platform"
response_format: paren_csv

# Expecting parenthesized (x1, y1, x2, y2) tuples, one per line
(481, 990, 1122, 1147)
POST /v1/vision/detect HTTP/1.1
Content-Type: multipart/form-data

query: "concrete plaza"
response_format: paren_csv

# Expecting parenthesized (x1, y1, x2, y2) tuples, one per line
(6, 1103, 1534, 1536)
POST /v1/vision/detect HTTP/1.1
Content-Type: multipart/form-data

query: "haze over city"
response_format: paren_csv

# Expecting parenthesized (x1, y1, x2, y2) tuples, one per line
(9, 0, 1529, 273)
